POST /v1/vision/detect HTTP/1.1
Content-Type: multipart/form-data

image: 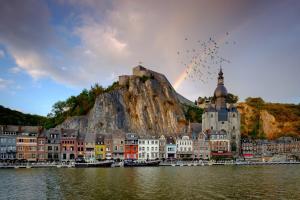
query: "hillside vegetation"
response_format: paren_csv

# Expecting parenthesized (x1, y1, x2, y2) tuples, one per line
(238, 97, 300, 139)
(44, 82, 120, 129)
(0, 105, 47, 126)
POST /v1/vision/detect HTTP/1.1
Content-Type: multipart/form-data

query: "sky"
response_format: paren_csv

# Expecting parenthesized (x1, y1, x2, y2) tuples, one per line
(0, 0, 299, 116)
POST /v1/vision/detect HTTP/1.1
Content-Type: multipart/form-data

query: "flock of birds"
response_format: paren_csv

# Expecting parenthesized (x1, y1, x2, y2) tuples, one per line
(177, 32, 236, 84)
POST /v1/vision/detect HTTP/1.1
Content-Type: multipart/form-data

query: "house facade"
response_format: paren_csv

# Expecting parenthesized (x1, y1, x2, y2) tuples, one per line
(16, 132, 38, 162)
(112, 131, 125, 160)
(193, 132, 210, 160)
(37, 131, 47, 162)
(138, 136, 159, 160)
(159, 135, 166, 160)
(60, 129, 78, 162)
(124, 133, 138, 160)
(0, 126, 17, 161)
(176, 135, 193, 160)
(95, 134, 106, 160)
(104, 134, 113, 160)
(165, 136, 176, 159)
(46, 129, 61, 162)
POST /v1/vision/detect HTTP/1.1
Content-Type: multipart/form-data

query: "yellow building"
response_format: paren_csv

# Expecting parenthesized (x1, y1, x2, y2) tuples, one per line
(95, 134, 106, 160)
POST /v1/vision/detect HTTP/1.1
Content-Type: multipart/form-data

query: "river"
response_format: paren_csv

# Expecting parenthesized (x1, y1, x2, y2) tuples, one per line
(0, 165, 299, 199)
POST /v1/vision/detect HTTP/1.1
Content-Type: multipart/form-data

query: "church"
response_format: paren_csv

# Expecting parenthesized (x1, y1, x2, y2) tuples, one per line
(201, 69, 241, 158)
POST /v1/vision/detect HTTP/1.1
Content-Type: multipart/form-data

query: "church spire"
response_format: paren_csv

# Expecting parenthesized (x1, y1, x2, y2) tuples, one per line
(214, 67, 228, 110)
(218, 67, 224, 85)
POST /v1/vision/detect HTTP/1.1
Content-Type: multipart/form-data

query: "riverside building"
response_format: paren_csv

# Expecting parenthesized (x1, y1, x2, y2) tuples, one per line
(193, 132, 210, 160)
(165, 136, 176, 159)
(95, 134, 106, 160)
(46, 129, 61, 162)
(176, 135, 193, 160)
(159, 135, 166, 160)
(112, 131, 125, 160)
(0, 125, 17, 160)
(124, 133, 138, 160)
(138, 136, 159, 160)
(37, 131, 47, 162)
(16, 132, 38, 162)
(60, 129, 78, 162)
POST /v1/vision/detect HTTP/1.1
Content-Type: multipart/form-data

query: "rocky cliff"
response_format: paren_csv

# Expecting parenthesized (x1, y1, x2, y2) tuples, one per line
(57, 66, 189, 139)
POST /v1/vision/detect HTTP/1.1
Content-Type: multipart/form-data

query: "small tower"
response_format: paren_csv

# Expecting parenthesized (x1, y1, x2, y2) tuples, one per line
(214, 68, 228, 110)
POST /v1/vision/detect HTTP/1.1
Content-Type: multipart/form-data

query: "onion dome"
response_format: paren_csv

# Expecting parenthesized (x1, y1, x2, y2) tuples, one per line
(214, 68, 228, 98)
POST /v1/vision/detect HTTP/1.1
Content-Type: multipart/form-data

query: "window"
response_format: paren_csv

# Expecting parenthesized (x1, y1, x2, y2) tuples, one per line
(48, 146, 52, 151)
(211, 126, 213, 130)
(211, 114, 213, 118)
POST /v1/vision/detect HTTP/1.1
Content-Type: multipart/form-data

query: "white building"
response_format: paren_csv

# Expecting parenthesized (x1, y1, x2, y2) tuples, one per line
(176, 135, 193, 159)
(202, 68, 241, 158)
(138, 137, 159, 160)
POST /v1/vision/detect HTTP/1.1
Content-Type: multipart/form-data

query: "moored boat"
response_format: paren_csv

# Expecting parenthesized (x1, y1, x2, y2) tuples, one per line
(124, 160, 161, 167)
(75, 160, 114, 168)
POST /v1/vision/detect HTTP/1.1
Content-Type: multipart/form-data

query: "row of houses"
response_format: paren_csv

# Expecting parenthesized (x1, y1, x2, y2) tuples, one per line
(242, 137, 300, 161)
(0, 125, 220, 162)
(3, 125, 299, 163)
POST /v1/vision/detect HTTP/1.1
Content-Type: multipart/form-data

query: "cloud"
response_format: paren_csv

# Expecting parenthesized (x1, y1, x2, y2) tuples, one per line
(0, 49, 4, 59)
(0, 78, 13, 90)
(0, 0, 299, 103)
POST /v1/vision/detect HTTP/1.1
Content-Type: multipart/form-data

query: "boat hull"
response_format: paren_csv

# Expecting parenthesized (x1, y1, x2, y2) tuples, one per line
(75, 161, 113, 168)
(124, 160, 161, 167)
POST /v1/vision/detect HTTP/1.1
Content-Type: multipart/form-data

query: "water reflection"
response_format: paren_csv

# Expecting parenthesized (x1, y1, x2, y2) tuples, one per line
(0, 166, 299, 200)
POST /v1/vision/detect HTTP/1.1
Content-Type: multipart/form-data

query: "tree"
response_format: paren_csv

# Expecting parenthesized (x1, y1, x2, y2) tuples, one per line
(226, 93, 239, 104)
(245, 97, 265, 109)
(185, 105, 203, 123)
(51, 101, 66, 116)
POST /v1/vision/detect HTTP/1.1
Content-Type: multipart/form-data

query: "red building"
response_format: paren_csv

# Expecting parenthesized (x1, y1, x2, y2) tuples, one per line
(124, 133, 138, 160)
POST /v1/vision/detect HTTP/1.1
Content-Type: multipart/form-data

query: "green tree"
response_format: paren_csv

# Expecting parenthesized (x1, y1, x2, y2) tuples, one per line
(226, 93, 239, 104)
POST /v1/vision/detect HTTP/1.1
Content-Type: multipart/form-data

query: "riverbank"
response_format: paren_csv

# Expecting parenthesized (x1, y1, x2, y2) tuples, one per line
(1, 160, 300, 169)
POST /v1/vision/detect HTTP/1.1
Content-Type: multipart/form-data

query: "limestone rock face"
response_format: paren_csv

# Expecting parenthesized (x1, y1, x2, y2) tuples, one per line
(58, 66, 189, 138)
(238, 102, 300, 139)
(260, 110, 280, 139)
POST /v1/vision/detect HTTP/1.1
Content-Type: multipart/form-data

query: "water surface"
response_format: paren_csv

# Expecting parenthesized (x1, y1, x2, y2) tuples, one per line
(0, 165, 299, 199)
